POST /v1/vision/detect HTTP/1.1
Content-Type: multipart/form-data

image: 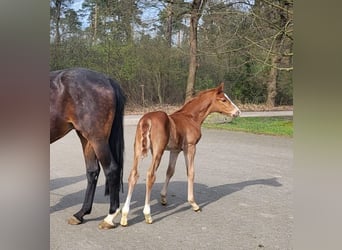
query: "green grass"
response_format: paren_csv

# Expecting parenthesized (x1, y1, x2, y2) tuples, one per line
(203, 116, 293, 137)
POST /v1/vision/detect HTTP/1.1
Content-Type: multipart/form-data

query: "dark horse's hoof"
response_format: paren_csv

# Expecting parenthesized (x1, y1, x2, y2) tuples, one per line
(67, 216, 82, 225)
(98, 220, 115, 230)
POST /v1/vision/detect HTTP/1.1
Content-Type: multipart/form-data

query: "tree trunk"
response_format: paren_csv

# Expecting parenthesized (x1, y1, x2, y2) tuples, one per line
(157, 81, 163, 104)
(265, 1, 288, 107)
(177, 31, 181, 47)
(92, 3, 98, 44)
(266, 53, 279, 107)
(185, 0, 206, 103)
(54, 0, 62, 45)
(166, 0, 173, 47)
(185, 13, 198, 102)
(155, 72, 163, 104)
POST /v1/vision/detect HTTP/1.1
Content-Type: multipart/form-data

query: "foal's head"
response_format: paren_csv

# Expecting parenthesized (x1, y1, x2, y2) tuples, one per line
(210, 82, 241, 118)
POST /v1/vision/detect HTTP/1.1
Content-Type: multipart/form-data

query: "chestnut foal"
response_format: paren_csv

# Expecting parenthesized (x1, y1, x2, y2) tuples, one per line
(120, 83, 240, 226)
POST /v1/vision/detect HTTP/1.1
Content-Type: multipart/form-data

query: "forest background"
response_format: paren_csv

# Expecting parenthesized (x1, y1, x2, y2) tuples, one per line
(50, 0, 293, 110)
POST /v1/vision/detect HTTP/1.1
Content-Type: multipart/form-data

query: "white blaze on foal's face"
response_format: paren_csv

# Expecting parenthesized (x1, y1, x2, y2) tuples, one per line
(224, 93, 241, 117)
(214, 91, 241, 117)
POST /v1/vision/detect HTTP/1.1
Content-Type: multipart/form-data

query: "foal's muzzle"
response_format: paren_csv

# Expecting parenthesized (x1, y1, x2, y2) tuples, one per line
(232, 110, 241, 118)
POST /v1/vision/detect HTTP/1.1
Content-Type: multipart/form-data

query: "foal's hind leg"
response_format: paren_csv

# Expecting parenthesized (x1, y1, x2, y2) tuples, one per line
(160, 151, 180, 205)
(120, 154, 141, 227)
(143, 151, 164, 224)
(68, 132, 100, 225)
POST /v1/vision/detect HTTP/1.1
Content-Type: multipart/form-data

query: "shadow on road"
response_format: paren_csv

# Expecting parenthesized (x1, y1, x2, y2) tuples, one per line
(50, 176, 281, 224)
(50, 174, 85, 191)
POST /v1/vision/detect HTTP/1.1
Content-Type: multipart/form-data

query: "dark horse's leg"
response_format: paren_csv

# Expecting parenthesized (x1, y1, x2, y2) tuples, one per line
(92, 142, 122, 229)
(68, 132, 100, 225)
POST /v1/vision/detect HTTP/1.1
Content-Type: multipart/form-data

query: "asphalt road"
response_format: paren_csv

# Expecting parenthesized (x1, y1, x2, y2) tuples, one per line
(50, 114, 293, 250)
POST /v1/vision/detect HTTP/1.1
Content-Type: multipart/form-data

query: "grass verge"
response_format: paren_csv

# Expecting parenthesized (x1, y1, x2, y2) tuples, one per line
(203, 116, 293, 137)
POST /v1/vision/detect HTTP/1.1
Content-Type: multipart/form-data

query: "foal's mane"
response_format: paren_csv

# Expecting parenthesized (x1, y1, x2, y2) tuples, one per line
(172, 87, 216, 115)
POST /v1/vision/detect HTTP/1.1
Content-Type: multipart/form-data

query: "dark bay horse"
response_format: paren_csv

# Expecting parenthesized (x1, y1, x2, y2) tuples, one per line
(50, 68, 126, 229)
(120, 83, 241, 226)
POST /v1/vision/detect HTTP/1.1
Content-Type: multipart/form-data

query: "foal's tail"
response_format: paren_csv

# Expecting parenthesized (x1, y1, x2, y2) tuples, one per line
(140, 118, 152, 158)
(106, 78, 126, 195)
(136, 111, 168, 158)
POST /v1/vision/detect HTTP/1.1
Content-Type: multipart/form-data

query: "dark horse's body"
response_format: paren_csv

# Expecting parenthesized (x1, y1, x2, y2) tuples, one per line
(50, 68, 125, 229)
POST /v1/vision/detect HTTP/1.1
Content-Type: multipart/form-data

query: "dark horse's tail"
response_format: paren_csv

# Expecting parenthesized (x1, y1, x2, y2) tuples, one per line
(105, 78, 126, 195)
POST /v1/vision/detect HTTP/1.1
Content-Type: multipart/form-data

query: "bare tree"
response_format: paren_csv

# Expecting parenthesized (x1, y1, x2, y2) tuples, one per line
(252, 0, 293, 107)
(185, 0, 208, 102)
(52, 0, 62, 45)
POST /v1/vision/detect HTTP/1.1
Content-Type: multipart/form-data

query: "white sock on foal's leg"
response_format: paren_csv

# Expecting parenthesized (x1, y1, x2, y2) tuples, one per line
(143, 204, 153, 224)
(120, 194, 132, 226)
(122, 194, 132, 215)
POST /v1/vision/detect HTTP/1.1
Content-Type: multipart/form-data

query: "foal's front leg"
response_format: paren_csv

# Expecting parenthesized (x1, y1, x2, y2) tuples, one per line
(184, 144, 200, 212)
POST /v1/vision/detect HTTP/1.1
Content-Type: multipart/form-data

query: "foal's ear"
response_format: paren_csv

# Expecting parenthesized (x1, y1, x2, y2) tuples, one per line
(216, 82, 224, 94)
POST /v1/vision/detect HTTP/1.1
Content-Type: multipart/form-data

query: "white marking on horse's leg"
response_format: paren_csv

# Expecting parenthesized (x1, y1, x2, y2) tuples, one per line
(120, 194, 132, 226)
(122, 194, 132, 215)
(104, 208, 120, 226)
(143, 204, 153, 224)
(143, 204, 150, 215)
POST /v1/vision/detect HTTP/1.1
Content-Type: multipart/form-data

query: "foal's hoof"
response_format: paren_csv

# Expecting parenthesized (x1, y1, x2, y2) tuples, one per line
(98, 220, 115, 230)
(160, 195, 167, 206)
(189, 202, 201, 212)
(144, 213, 153, 224)
(193, 207, 201, 212)
(120, 214, 128, 227)
(67, 215, 82, 225)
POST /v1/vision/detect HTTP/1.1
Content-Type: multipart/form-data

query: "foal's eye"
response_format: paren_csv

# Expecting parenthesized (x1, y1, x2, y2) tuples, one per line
(222, 99, 227, 102)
